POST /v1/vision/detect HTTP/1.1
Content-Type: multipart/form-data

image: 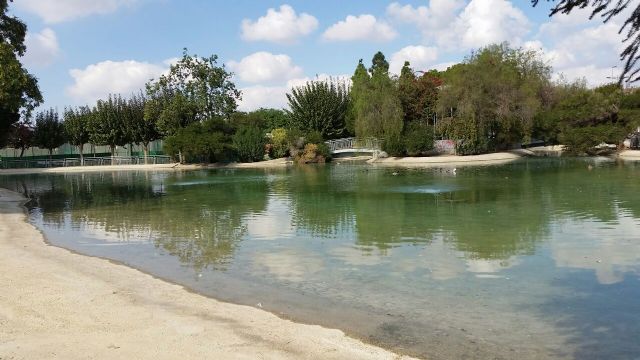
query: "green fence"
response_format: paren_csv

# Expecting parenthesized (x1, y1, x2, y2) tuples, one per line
(0, 139, 164, 159)
(0, 140, 169, 169)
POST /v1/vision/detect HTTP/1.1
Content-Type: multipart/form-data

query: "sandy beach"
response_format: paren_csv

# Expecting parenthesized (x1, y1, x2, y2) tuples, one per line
(369, 151, 526, 167)
(618, 149, 640, 159)
(0, 188, 413, 360)
(0, 159, 292, 176)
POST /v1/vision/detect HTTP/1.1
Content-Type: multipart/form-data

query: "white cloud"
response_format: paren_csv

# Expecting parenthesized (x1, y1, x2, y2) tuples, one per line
(387, 0, 465, 32)
(22, 28, 59, 67)
(526, 15, 626, 87)
(15, 0, 139, 24)
(238, 85, 289, 111)
(241, 4, 318, 44)
(67, 60, 166, 103)
(388, 0, 530, 50)
(227, 52, 303, 84)
(390, 45, 439, 74)
(322, 14, 397, 42)
(453, 0, 531, 49)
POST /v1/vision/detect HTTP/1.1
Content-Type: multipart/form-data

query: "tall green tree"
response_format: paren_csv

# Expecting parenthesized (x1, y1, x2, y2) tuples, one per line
(34, 108, 65, 159)
(124, 93, 160, 163)
(89, 95, 129, 161)
(253, 108, 289, 130)
(286, 79, 350, 139)
(0, 0, 42, 147)
(63, 106, 91, 165)
(352, 52, 403, 143)
(8, 120, 33, 157)
(398, 61, 418, 123)
(437, 43, 551, 154)
(145, 49, 241, 136)
(346, 59, 370, 135)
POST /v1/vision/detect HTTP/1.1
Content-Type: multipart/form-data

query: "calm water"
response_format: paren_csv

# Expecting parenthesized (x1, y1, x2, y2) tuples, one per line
(2, 159, 640, 359)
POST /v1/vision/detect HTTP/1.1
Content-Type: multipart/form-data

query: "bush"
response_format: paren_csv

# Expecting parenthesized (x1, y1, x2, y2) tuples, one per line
(270, 128, 289, 158)
(316, 142, 332, 160)
(295, 143, 327, 164)
(304, 130, 324, 145)
(382, 135, 405, 156)
(404, 123, 434, 156)
(560, 124, 627, 155)
(233, 126, 266, 162)
(164, 122, 228, 163)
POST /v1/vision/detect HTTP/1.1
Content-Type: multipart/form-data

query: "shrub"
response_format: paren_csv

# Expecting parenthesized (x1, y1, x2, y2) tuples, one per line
(270, 128, 289, 158)
(382, 135, 405, 156)
(404, 123, 434, 156)
(304, 130, 324, 145)
(295, 143, 327, 164)
(560, 124, 627, 155)
(233, 126, 266, 162)
(164, 122, 227, 163)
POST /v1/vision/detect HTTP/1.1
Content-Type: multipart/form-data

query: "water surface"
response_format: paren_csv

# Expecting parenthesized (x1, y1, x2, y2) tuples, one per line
(2, 159, 639, 359)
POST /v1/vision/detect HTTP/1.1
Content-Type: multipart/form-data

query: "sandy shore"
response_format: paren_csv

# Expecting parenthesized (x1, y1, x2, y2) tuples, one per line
(208, 158, 293, 169)
(0, 188, 413, 360)
(0, 159, 292, 175)
(618, 149, 640, 159)
(369, 151, 525, 167)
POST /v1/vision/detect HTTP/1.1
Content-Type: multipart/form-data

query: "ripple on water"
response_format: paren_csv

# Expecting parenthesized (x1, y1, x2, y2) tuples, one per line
(390, 184, 459, 194)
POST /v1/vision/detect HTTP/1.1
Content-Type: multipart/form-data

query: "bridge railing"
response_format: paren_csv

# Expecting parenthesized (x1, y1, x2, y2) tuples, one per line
(325, 137, 381, 153)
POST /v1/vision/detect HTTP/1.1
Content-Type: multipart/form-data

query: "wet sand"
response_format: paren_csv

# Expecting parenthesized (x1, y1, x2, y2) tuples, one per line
(0, 188, 413, 360)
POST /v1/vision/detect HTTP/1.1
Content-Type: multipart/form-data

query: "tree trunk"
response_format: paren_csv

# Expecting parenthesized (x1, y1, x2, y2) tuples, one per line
(178, 150, 184, 164)
(143, 143, 150, 164)
(19, 147, 25, 157)
(110, 145, 116, 165)
(79, 144, 84, 166)
(48, 149, 53, 165)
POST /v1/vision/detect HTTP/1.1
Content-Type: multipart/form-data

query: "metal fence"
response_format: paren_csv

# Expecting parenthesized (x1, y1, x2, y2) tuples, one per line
(325, 137, 381, 153)
(0, 155, 172, 169)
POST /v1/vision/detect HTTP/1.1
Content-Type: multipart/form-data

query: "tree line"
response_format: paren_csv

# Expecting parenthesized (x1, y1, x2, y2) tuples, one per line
(292, 44, 640, 156)
(7, 43, 640, 164)
(4, 0, 640, 163)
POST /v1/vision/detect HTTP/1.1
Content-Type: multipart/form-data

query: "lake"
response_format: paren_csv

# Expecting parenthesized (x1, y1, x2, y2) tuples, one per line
(2, 158, 639, 359)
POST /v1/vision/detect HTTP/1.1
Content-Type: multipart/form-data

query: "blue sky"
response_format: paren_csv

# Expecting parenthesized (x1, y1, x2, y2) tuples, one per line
(11, 0, 627, 112)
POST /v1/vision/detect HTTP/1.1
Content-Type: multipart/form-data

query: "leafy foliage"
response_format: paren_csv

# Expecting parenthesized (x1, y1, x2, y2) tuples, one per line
(0, 1, 42, 146)
(438, 43, 552, 153)
(8, 120, 33, 157)
(123, 93, 160, 160)
(145, 49, 241, 136)
(63, 106, 91, 163)
(398, 62, 443, 127)
(88, 95, 128, 155)
(164, 118, 233, 163)
(253, 108, 289, 131)
(404, 122, 435, 156)
(286, 79, 350, 139)
(34, 108, 66, 156)
(269, 128, 289, 158)
(351, 52, 404, 143)
(233, 126, 266, 162)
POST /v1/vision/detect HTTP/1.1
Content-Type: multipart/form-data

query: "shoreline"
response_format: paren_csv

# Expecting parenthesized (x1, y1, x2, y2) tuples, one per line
(0, 188, 414, 360)
(369, 151, 526, 167)
(0, 158, 293, 175)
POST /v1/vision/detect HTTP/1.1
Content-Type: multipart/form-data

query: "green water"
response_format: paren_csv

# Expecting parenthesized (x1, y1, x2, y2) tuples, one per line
(2, 159, 640, 359)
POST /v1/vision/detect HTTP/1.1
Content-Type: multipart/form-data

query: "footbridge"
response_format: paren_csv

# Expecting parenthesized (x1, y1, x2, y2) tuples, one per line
(325, 137, 381, 155)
